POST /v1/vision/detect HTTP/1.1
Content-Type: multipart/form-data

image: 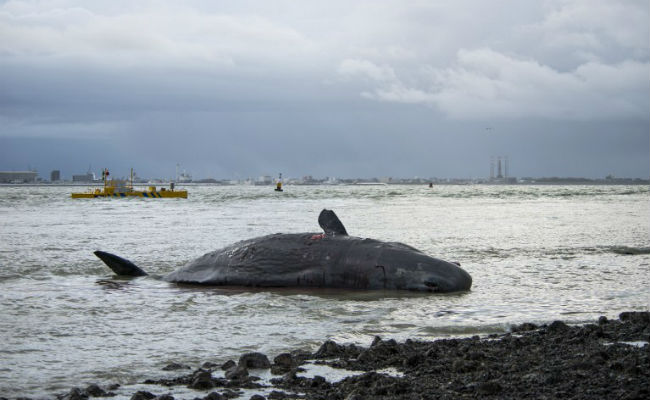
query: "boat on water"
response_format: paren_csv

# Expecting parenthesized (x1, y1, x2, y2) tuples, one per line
(71, 168, 188, 199)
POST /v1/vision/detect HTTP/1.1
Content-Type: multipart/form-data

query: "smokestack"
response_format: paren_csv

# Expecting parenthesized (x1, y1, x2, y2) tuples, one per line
(490, 156, 495, 179)
(497, 157, 503, 179)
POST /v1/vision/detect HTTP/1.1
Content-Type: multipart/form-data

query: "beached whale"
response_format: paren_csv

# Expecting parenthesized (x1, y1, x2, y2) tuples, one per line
(95, 209, 472, 292)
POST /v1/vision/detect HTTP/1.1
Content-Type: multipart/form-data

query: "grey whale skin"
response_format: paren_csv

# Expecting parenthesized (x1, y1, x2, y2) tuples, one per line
(94, 210, 472, 292)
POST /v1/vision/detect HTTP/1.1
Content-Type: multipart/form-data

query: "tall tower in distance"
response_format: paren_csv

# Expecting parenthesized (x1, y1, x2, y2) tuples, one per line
(490, 155, 512, 182)
(490, 156, 495, 179)
(497, 156, 503, 179)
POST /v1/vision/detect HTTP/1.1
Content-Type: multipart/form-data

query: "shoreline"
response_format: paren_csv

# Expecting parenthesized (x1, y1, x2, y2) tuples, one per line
(1, 181, 649, 187)
(11, 311, 648, 400)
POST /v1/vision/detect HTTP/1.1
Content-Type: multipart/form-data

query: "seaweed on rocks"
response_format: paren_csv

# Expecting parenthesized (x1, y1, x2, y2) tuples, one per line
(56, 384, 117, 400)
(303, 312, 650, 399)
(42, 312, 650, 400)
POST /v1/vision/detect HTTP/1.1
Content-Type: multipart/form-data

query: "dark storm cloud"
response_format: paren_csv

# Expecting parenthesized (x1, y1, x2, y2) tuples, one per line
(0, 0, 648, 179)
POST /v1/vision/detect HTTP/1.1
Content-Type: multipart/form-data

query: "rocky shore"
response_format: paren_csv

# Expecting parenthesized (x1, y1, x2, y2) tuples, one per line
(7, 312, 649, 400)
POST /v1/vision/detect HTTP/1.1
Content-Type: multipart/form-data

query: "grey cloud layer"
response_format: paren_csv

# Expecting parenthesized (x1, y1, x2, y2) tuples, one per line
(0, 0, 648, 178)
(2, 0, 647, 121)
(340, 50, 648, 120)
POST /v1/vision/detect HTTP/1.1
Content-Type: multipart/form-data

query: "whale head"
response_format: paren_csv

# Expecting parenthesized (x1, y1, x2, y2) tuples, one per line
(373, 242, 472, 292)
(319, 209, 472, 293)
(335, 238, 472, 292)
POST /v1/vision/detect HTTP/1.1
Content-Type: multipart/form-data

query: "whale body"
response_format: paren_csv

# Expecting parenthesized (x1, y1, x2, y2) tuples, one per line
(95, 210, 472, 293)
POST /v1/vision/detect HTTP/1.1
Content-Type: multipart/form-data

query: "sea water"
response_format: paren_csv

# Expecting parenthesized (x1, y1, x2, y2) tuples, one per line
(0, 184, 648, 397)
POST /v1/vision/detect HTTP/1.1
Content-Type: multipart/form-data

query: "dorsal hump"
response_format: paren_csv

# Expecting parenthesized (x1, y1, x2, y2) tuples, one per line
(318, 209, 348, 236)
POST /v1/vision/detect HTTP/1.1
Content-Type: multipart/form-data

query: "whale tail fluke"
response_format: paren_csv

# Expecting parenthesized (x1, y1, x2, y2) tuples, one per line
(94, 250, 148, 277)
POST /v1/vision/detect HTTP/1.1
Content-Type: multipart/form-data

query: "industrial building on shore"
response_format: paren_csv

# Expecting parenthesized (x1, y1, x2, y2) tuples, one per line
(0, 171, 38, 183)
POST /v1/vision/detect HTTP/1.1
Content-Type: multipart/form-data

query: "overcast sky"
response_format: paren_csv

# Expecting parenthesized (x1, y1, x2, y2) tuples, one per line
(1, 0, 648, 180)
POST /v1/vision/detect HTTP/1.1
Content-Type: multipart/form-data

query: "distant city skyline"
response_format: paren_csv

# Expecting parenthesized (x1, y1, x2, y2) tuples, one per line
(1, 164, 647, 184)
(1, 1, 648, 179)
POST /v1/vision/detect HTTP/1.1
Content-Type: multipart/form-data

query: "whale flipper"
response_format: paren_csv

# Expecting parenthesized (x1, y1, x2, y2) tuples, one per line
(318, 209, 348, 236)
(94, 250, 148, 277)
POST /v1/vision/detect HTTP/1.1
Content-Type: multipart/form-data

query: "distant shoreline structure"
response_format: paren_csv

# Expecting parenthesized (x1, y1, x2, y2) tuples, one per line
(2, 168, 649, 186)
(1, 177, 648, 187)
(4, 166, 648, 186)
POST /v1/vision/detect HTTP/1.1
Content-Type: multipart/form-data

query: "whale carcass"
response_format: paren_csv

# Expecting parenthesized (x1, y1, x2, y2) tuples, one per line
(95, 209, 472, 292)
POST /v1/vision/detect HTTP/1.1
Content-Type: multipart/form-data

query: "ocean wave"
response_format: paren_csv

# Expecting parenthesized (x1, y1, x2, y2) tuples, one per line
(454, 245, 650, 260)
(1, 185, 647, 207)
(605, 246, 650, 255)
(435, 186, 649, 199)
(417, 324, 508, 337)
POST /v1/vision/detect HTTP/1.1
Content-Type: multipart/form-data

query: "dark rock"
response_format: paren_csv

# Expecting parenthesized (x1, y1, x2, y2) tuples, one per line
(548, 320, 570, 333)
(155, 395, 174, 400)
(311, 375, 328, 388)
(162, 363, 190, 371)
(202, 362, 219, 369)
(272, 368, 297, 385)
(266, 391, 287, 400)
(221, 360, 236, 370)
(59, 388, 88, 400)
(403, 354, 423, 367)
(239, 352, 271, 369)
(225, 364, 249, 380)
(476, 381, 502, 395)
(314, 340, 342, 358)
(84, 384, 108, 397)
(249, 395, 265, 400)
(130, 392, 155, 400)
(598, 316, 609, 325)
(228, 375, 263, 390)
(144, 374, 191, 387)
(314, 340, 362, 360)
(271, 353, 296, 375)
(452, 359, 478, 373)
(189, 370, 214, 390)
(512, 322, 538, 332)
(619, 311, 650, 325)
(270, 365, 289, 375)
(355, 349, 373, 363)
(288, 349, 311, 364)
(344, 392, 363, 400)
(273, 353, 293, 368)
(202, 392, 223, 400)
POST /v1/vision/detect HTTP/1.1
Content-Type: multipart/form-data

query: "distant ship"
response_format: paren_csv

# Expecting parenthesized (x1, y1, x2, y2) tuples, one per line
(71, 168, 188, 199)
